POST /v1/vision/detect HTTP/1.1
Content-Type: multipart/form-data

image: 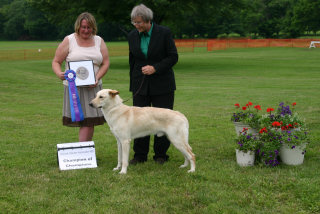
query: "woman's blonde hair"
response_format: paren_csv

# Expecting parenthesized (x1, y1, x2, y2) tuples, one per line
(74, 12, 97, 35)
(131, 4, 153, 22)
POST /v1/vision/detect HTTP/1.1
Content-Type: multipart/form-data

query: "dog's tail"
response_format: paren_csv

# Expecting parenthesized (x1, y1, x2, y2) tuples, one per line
(181, 117, 193, 152)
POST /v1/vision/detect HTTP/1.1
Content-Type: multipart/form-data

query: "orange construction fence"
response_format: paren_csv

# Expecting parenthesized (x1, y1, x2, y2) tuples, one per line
(2, 39, 319, 61)
(174, 38, 320, 51)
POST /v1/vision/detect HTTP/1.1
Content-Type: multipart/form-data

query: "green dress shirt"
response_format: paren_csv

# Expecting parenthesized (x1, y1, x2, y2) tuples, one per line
(139, 23, 153, 59)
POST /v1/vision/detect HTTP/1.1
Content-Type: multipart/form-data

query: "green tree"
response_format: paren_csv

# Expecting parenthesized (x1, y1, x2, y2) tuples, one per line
(257, 0, 291, 38)
(24, 5, 58, 40)
(281, 0, 303, 38)
(3, 0, 28, 40)
(292, 0, 320, 35)
(2, 0, 318, 40)
(0, 0, 13, 39)
(241, 0, 265, 38)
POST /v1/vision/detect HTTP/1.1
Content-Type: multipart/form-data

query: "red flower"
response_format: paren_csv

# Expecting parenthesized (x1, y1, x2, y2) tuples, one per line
(242, 106, 247, 110)
(292, 102, 297, 106)
(248, 102, 253, 106)
(267, 108, 274, 112)
(254, 105, 261, 110)
(242, 128, 248, 132)
(259, 127, 268, 133)
(272, 121, 281, 127)
(235, 103, 240, 108)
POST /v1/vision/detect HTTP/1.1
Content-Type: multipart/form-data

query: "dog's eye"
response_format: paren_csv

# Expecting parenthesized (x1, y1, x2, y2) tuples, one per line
(99, 96, 104, 98)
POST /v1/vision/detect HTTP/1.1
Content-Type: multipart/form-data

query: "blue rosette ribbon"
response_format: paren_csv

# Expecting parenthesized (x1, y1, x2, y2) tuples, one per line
(64, 70, 84, 122)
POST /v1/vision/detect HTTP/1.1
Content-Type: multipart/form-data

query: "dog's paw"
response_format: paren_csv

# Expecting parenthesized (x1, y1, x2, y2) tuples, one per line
(179, 164, 188, 168)
(119, 170, 127, 174)
(113, 164, 121, 171)
(187, 169, 195, 173)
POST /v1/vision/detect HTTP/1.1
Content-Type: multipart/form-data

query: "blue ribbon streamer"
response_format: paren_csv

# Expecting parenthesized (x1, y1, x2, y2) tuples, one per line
(64, 70, 84, 122)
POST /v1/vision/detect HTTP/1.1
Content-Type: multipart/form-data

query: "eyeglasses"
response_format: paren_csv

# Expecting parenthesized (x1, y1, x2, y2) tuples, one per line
(131, 21, 143, 26)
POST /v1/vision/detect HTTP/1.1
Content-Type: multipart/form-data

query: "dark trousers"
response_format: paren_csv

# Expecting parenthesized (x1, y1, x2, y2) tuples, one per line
(132, 92, 174, 161)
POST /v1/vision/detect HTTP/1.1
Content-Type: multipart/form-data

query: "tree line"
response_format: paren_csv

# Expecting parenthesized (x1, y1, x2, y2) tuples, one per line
(0, 0, 320, 41)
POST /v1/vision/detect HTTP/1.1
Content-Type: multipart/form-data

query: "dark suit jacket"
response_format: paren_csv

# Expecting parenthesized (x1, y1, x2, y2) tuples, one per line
(128, 23, 178, 95)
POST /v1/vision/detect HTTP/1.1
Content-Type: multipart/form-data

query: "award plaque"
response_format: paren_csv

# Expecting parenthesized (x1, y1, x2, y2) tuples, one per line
(68, 60, 96, 86)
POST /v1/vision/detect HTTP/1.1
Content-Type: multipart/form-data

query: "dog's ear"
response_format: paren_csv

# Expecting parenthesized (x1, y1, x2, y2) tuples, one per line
(109, 90, 119, 98)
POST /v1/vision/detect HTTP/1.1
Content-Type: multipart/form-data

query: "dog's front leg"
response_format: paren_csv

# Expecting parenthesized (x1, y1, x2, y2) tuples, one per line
(113, 138, 122, 171)
(119, 140, 130, 174)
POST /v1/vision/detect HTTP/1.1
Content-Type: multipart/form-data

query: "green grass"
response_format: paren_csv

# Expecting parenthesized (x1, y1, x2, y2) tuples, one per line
(0, 41, 129, 61)
(0, 46, 320, 213)
(0, 41, 60, 50)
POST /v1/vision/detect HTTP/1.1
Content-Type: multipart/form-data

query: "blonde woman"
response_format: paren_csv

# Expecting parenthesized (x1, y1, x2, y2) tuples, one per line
(52, 12, 110, 141)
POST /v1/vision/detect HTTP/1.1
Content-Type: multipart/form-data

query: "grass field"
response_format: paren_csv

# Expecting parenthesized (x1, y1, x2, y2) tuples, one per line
(0, 44, 320, 213)
(0, 41, 129, 61)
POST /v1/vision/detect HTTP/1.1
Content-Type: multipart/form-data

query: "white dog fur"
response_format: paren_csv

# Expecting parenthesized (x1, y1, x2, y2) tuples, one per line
(90, 89, 196, 174)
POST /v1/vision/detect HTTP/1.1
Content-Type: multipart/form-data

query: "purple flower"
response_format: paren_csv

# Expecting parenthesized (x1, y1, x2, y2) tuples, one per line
(273, 160, 279, 166)
(291, 145, 296, 149)
(278, 102, 292, 116)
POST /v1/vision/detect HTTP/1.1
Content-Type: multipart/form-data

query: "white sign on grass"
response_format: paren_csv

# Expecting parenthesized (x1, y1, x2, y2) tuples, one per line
(57, 141, 97, 170)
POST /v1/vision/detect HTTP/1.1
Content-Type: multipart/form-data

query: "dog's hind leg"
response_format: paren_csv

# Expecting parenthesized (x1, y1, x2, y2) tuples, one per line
(178, 144, 196, 173)
(113, 138, 122, 171)
(187, 149, 196, 173)
(167, 132, 195, 173)
(119, 139, 130, 174)
(179, 157, 189, 168)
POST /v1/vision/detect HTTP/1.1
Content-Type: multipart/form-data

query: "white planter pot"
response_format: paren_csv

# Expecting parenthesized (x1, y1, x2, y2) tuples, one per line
(272, 128, 301, 133)
(233, 122, 258, 136)
(280, 143, 306, 165)
(236, 149, 255, 166)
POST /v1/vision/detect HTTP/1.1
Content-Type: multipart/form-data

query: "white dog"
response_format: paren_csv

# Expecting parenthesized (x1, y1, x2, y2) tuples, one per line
(90, 89, 196, 174)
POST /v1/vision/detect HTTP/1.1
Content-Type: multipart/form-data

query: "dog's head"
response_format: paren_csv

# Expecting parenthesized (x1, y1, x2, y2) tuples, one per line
(89, 89, 120, 108)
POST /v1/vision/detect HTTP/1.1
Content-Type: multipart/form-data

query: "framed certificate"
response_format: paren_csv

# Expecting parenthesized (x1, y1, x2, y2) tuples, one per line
(68, 60, 96, 86)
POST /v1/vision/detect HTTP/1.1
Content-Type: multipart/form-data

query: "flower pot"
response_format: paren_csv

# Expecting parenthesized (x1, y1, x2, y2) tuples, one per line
(233, 122, 258, 136)
(272, 128, 301, 133)
(236, 149, 255, 166)
(280, 143, 306, 165)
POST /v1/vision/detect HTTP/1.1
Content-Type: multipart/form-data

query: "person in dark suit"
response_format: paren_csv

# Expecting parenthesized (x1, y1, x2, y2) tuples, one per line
(128, 4, 178, 165)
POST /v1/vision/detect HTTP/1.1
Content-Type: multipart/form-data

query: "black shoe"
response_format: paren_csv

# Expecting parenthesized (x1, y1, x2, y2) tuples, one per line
(154, 157, 167, 165)
(129, 157, 146, 165)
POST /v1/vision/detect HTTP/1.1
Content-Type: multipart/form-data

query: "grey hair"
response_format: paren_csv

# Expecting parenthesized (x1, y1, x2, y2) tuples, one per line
(131, 4, 153, 22)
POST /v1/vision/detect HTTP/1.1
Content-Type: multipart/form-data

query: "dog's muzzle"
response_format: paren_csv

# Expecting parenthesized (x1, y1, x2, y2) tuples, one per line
(89, 102, 101, 108)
